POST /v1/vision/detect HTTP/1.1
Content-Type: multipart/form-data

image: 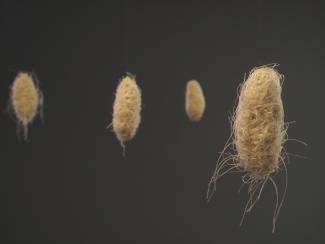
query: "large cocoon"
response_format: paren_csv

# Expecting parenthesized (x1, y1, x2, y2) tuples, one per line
(10, 72, 43, 139)
(112, 74, 141, 144)
(207, 65, 287, 232)
(234, 66, 285, 177)
(185, 80, 206, 122)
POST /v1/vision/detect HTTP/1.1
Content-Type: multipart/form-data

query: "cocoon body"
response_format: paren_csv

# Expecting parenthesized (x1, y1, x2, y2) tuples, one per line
(112, 74, 142, 145)
(185, 80, 206, 122)
(207, 65, 287, 232)
(10, 72, 43, 139)
(234, 67, 285, 177)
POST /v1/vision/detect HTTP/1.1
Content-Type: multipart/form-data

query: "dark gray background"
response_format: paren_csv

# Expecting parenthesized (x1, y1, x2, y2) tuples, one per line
(0, 1, 323, 243)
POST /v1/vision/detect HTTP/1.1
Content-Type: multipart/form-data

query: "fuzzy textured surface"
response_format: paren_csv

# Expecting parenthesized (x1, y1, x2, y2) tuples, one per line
(112, 74, 141, 143)
(207, 65, 287, 232)
(234, 66, 285, 177)
(11, 72, 41, 125)
(185, 80, 206, 122)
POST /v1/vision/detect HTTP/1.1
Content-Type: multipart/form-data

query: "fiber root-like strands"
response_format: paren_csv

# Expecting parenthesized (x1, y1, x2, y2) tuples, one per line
(10, 71, 43, 140)
(185, 80, 206, 122)
(207, 64, 288, 232)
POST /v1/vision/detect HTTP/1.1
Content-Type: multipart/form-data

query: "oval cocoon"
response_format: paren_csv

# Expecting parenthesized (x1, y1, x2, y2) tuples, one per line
(185, 80, 206, 122)
(234, 66, 285, 177)
(112, 74, 142, 143)
(11, 72, 41, 125)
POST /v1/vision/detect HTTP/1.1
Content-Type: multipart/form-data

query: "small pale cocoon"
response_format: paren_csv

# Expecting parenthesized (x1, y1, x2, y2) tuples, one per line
(10, 72, 43, 139)
(112, 73, 142, 144)
(185, 80, 206, 122)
